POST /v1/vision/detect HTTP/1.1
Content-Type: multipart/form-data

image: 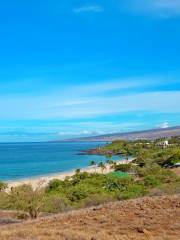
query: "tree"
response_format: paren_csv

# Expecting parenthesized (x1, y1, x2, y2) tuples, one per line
(106, 159, 114, 164)
(98, 162, 106, 174)
(114, 164, 131, 173)
(90, 160, 97, 172)
(8, 183, 45, 219)
(112, 161, 117, 169)
(46, 179, 63, 192)
(167, 151, 180, 165)
(0, 181, 7, 192)
(75, 168, 81, 175)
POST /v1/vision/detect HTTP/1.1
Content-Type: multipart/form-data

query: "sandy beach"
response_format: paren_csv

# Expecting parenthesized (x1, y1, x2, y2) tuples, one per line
(6, 159, 132, 190)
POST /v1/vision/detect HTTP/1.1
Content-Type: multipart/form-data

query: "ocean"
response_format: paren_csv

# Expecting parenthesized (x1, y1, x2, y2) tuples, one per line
(0, 142, 121, 181)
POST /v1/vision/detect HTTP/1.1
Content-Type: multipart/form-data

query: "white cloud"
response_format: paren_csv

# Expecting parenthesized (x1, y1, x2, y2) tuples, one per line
(57, 130, 105, 136)
(158, 122, 169, 128)
(73, 5, 104, 14)
(0, 76, 180, 120)
(124, 0, 180, 17)
(1, 90, 179, 120)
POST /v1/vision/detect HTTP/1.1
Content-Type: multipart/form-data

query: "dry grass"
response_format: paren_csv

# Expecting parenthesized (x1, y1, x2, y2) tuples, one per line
(0, 195, 180, 240)
(171, 168, 180, 176)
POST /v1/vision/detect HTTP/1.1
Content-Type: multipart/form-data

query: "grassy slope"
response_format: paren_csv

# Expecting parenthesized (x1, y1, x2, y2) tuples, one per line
(0, 194, 179, 240)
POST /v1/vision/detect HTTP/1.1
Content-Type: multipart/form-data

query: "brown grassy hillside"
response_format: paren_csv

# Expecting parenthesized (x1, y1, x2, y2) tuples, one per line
(0, 195, 179, 240)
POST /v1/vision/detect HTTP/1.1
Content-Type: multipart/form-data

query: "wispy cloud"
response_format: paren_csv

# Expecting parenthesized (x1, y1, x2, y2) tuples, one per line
(0, 75, 180, 122)
(158, 122, 169, 129)
(0, 121, 146, 139)
(1, 87, 179, 120)
(73, 5, 104, 14)
(57, 130, 105, 136)
(124, 0, 180, 18)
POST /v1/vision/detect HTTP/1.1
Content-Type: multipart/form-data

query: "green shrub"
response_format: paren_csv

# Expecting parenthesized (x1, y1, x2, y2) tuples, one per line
(139, 164, 178, 184)
(71, 172, 90, 185)
(66, 184, 101, 202)
(0, 192, 9, 209)
(159, 180, 180, 194)
(7, 184, 45, 219)
(162, 151, 180, 166)
(105, 176, 133, 192)
(137, 164, 162, 177)
(117, 183, 147, 200)
(107, 171, 128, 178)
(143, 175, 161, 188)
(0, 181, 8, 191)
(46, 179, 64, 192)
(42, 195, 71, 213)
(156, 169, 178, 183)
(114, 164, 131, 173)
(82, 193, 115, 207)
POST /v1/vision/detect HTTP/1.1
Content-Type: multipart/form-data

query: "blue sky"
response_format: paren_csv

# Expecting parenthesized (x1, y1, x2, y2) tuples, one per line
(0, 0, 180, 142)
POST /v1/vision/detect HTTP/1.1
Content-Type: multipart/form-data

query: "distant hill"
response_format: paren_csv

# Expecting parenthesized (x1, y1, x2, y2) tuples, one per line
(65, 126, 180, 142)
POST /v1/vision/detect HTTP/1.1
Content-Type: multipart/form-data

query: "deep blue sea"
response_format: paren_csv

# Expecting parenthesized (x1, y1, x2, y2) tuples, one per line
(0, 142, 121, 181)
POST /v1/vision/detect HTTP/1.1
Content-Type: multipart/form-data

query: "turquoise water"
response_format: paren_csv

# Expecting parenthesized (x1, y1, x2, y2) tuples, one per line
(0, 142, 121, 181)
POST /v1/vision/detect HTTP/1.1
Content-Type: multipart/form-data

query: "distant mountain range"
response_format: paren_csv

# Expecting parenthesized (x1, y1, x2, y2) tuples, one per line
(64, 126, 180, 142)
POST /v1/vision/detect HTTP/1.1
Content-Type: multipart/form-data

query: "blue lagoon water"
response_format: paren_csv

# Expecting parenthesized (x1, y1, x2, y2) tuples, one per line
(0, 142, 120, 181)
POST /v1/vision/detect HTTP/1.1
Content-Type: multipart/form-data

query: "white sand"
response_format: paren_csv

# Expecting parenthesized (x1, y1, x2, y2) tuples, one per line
(6, 159, 132, 190)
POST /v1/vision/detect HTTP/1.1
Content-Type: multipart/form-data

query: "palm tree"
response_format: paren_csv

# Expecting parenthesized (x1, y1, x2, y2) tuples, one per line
(125, 153, 129, 163)
(111, 161, 117, 169)
(98, 161, 106, 174)
(90, 160, 97, 173)
(106, 159, 114, 165)
(90, 160, 96, 166)
(75, 168, 81, 175)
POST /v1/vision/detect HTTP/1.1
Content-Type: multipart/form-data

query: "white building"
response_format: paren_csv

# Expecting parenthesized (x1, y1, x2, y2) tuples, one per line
(156, 140, 169, 148)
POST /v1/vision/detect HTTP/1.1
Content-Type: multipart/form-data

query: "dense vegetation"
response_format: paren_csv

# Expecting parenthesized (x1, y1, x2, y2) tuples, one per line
(0, 137, 180, 219)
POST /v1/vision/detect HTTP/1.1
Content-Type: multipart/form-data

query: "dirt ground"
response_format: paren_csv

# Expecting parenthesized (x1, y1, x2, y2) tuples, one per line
(171, 168, 180, 176)
(0, 195, 179, 240)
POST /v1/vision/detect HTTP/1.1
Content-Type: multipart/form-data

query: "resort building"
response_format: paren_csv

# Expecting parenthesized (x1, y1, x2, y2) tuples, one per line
(156, 140, 169, 148)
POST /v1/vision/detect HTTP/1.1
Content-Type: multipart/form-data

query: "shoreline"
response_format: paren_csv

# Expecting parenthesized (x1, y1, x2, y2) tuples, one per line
(6, 159, 133, 190)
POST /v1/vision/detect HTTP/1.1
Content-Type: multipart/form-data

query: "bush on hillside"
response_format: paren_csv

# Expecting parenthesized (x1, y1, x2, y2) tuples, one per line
(7, 184, 45, 219)
(116, 183, 147, 200)
(114, 164, 132, 173)
(137, 164, 162, 177)
(0, 181, 8, 192)
(42, 195, 71, 213)
(156, 169, 178, 184)
(66, 183, 104, 202)
(143, 175, 161, 188)
(105, 176, 133, 192)
(46, 179, 64, 192)
(82, 193, 115, 207)
(162, 151, 180, 167)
